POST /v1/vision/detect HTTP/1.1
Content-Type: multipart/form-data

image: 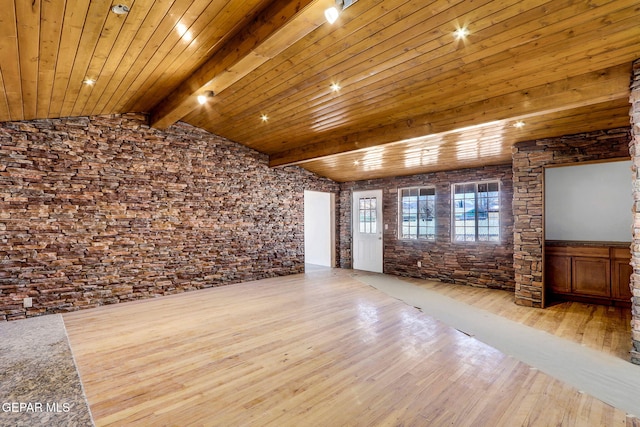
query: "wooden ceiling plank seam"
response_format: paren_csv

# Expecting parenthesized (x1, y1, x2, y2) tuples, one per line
(115, 0, 238, 112)
(148, 0, 329, 129)
(0, 68, 11, 121)
(126, 1, 267, 113)
(48, 0, 92, 119)
(238, 10, 631, 149)
(202, 0, 599, 142)
(268, 64, 631, 167)
(59, 0, 133, 118)
(89, 0, 179, 115)
(97, 0, 200, 114)
(522, 101, 630, 126)
(218, 1, 636, 146)
(72, 4, 133, 117)
(36, 0, 67, 119)
(15, 0, 42, 121)
(0, 0, 24, 121)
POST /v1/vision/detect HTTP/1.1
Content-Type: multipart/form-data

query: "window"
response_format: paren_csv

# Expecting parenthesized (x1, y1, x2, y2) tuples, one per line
(452, 182, 500, 242)
(358, 197, 377, 234)
(399, 187, 435, 240)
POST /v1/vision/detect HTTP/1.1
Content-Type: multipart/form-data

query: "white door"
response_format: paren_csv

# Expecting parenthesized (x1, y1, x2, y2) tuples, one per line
(353, 190, 383, 273)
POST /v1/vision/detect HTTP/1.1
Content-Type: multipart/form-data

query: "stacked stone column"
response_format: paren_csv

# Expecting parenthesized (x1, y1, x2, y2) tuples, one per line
(512, 128, 630, 308)
(629, 59, 640, 364)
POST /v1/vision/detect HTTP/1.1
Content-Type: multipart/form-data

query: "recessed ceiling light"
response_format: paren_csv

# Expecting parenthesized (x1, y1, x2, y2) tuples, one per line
(513, 120, 525, 128)
(453, 27, 470, 40)
(353, 160, 360, 166)
(83, 78, 95, 85)
(111, 4, 130, 14)
(330, 82, 341, 92)
(260, 114, 269, 122)
(176, 22, 193, 42)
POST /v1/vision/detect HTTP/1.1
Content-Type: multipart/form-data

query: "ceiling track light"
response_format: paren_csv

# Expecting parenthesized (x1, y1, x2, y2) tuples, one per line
(111, 4, 130, 14)
(325, 0, 358, 24)
(197, 90, 215, 105)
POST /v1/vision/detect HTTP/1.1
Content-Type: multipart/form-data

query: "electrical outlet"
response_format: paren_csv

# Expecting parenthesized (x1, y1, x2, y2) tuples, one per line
(23, 297, 32, 308)
(417, 261, 422, 267)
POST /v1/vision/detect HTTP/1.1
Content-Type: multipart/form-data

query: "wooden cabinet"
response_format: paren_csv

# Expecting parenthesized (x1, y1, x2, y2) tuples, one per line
(611, 247, 633, 301)
(572, 256, 610, 297)
(545, 242, 631, 306)
(546, 254, 571, 294)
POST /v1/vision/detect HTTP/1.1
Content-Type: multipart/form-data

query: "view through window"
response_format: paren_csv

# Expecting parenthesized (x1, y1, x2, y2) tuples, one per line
(452, 182, 500, 242)
(399, 187, 435, 240)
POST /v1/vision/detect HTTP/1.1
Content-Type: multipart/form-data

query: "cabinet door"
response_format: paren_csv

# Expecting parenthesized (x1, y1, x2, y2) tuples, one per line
(572, 257, 611, 297)
(611, 259, 632, 301)
(545, 255, 571, 293)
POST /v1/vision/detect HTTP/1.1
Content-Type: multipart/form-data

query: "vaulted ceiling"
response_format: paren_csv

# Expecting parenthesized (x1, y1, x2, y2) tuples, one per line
(1, 0, 639, 182)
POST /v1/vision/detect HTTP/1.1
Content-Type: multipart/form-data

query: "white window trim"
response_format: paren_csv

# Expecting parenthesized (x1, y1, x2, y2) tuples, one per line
(398, 186, 436, 241)
(450, 180, 501, 244)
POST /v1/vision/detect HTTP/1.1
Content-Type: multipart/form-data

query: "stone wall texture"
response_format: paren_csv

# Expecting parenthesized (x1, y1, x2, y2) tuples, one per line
(340, 165, 515, 289)
(512, 127, 631, 308)
(0, 113, 339, 320)
(630, 59, 640, 364)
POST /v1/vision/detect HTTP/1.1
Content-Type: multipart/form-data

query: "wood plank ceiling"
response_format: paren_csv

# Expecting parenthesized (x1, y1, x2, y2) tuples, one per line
(0, 0, 639, 182)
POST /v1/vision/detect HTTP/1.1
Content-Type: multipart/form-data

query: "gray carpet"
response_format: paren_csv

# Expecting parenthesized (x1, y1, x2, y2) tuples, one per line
(0, 314, 94, 427)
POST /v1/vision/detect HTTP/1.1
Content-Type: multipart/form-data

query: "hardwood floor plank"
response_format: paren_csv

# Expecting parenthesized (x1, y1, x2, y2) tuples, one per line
(64, 269, 636, 426)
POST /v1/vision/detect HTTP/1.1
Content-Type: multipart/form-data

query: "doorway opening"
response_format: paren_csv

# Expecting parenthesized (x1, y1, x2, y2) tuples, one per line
(304, 190, 336, 269)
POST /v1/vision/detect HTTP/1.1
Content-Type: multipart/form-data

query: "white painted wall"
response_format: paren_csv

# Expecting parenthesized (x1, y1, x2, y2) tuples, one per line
(544, 160, 632, 242)
(304, 191, 335, 267)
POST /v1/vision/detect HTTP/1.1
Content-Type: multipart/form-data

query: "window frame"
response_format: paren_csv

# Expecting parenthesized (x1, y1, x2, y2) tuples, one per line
(397, 186, 436, 241)
(451, 181, 501, 244)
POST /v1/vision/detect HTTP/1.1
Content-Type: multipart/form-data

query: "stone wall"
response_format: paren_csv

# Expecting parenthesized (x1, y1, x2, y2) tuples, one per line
(512, 128, 631, 308)
(340, 165, 515, 289)
(0, 113, 339, 320)
(630, 59, 640, 364)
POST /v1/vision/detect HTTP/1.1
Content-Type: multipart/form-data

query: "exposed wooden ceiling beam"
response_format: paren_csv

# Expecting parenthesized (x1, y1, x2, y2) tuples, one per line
(149, 0, 332, 129)
(269, 64, 632, 167)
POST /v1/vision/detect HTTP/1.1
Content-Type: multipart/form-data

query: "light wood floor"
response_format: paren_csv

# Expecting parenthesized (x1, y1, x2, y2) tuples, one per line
(64, 269, 638, 426)
(400, 276, 633, 361)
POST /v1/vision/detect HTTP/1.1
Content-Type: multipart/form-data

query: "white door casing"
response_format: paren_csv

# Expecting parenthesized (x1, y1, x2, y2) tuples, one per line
(352, 190, 383, 273)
